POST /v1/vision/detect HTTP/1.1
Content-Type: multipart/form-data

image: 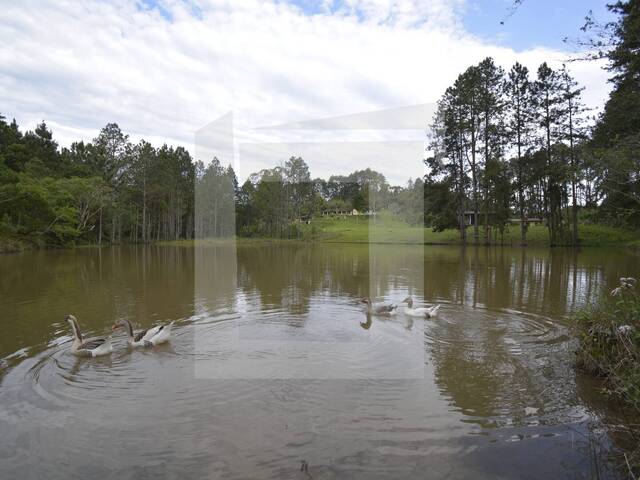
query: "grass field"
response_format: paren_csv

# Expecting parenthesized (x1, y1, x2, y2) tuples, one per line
(3, 216, 639, 253)
(298, 215, 640, 247)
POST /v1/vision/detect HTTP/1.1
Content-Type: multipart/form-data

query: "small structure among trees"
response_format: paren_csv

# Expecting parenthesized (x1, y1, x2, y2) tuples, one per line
(427, 56, 587, 245)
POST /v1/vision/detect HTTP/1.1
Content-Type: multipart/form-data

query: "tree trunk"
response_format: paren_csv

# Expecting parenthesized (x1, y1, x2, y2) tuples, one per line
(470, 124, 479, 243)
(544, 91, 554, 245)
(458, 147, 467, 244)
(516, 103, 527, 244)
(568, 96, 579, 246)
(142, 181, 147, 243)
(484, 109, 490, 245)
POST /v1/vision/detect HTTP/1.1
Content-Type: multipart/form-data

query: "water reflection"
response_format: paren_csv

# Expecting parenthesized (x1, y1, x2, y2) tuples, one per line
(232, 244, 637, 319)
(0, 244, 638, 479)
(0, 246, 194, 365)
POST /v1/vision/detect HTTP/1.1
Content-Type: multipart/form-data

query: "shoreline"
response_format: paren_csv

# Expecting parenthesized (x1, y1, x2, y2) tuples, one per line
(3, 222, 639, 254)
(4, 237, 638, 255)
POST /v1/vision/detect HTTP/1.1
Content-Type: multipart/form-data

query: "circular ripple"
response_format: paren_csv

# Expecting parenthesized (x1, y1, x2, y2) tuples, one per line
(424, 304, 577, 427)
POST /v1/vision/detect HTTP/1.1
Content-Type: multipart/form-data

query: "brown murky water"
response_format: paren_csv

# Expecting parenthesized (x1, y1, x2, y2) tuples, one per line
(0, 244, 638, 479)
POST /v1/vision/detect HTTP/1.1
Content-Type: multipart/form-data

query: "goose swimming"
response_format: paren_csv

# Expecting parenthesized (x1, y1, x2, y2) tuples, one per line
(402, 297, 440, 318)
(66, 315, 113, 357)
(361, 298, 397, 316)
(112, 319, 173, 347)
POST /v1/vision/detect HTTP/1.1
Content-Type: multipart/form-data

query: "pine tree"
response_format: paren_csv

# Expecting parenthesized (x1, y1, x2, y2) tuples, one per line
(477, 58, 506, 243)
(505, 62, 534, 243)
(559, 65, 587, 245)
(592, 0, 640, 145)
(430, 84, 469, 242)
(457, 66, 482, 242)
(534, 62, 565, 245)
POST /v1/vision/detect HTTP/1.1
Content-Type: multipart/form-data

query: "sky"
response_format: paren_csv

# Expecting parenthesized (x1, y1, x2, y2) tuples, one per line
(0, 0, 616, 185)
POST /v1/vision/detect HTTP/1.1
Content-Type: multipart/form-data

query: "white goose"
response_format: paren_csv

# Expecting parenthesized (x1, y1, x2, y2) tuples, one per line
(112, 319, 173, 347)
(66, 315, 113, 357)
(361, 298, 397, 316)
(402, 297, 440, 318)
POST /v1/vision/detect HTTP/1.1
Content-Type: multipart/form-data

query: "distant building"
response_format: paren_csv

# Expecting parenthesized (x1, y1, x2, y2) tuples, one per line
(508, 217, 543, 226)
(320, 208, 375, 217)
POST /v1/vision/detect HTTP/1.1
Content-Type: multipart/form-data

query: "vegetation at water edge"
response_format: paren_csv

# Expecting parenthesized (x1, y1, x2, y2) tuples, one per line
(574, 276, 640, 472)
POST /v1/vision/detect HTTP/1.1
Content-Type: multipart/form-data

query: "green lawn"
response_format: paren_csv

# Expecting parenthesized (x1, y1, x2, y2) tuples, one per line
(3, 216, 639, 253)
(299, 215, 640, 247)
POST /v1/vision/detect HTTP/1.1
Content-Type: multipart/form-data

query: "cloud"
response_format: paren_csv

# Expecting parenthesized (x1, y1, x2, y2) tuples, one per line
(321, 0, 465, 28)
(0, 0, 610, 184)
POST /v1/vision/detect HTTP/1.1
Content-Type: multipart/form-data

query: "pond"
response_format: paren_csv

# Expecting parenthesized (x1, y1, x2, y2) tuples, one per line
(0, 244, 638, 479)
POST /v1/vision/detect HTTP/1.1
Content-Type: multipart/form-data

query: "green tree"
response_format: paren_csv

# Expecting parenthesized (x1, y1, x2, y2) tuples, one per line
(559, 65, 587, 244)
(429, 83, 469, 242)
(591, 1, 640, 145)
(477, 57, 506, 243)
(534, 62, 566, 245)
(505, 62, 534, 242)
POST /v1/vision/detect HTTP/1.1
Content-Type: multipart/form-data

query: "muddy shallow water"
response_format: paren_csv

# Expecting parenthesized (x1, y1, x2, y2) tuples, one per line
(0, 244, 638, 479)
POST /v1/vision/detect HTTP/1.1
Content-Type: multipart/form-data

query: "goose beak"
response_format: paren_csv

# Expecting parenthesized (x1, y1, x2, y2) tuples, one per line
(111, 324, 119, 331)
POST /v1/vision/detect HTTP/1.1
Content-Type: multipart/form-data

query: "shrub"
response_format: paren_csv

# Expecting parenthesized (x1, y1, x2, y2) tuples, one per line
(574, 277, 640, 474)
(574, 277, 640, 409)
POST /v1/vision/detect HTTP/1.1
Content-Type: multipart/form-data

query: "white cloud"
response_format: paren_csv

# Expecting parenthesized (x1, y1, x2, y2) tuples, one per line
(0, 0, 610, 185)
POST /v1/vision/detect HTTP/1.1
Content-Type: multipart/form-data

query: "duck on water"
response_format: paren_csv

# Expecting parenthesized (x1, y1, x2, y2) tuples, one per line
(360, 298, 398, 316)
(112, 319, 173, 347)
(66, 315, 113, 357)
(402, 297, 440, 318)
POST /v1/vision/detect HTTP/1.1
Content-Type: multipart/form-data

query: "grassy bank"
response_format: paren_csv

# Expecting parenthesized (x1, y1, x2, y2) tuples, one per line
(158, 237, 302, 248)
(300, 215, 640, 247)
(574, 278, 640, 473)
(3, 217, 639, 253)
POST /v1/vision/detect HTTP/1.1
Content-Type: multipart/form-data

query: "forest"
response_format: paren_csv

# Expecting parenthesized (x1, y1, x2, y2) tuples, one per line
(0, 1, 638, 249)
(424, 1, 639, 245)
(0, 116, 423, 246)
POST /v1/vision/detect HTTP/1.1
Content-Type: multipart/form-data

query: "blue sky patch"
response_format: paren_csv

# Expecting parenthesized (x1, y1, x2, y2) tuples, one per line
(462, 0, 617, 50)
(284, 0, 617, 51)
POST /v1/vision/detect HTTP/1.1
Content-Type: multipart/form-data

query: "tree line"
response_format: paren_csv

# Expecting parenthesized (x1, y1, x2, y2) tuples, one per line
(426, 0, 639, 245)
(426, 58, 586, 245)
(0, 120, 197, 245)
(1, 1, 637, 247)
(234, 162, 423, 238)
(0, 117, 422, 244)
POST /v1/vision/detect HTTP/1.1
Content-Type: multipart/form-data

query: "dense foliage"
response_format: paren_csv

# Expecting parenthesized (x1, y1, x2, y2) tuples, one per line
(0, 117, 423, 245)
(0, 119, 196, 246)
(427, 58, 587, 246)
(426, 0, 640, 245)
(589, 1, 640, 228)
(234, 162, 424, 238)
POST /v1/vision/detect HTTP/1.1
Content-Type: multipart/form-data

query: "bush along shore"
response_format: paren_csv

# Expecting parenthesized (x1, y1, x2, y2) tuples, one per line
(574, 277, 640, 473)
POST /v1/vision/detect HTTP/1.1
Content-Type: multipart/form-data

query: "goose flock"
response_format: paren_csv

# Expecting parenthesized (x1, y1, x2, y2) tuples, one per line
(66, 314, 173, 357)
(360, 296, 440, 318)
(66, 296, 439, 357)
